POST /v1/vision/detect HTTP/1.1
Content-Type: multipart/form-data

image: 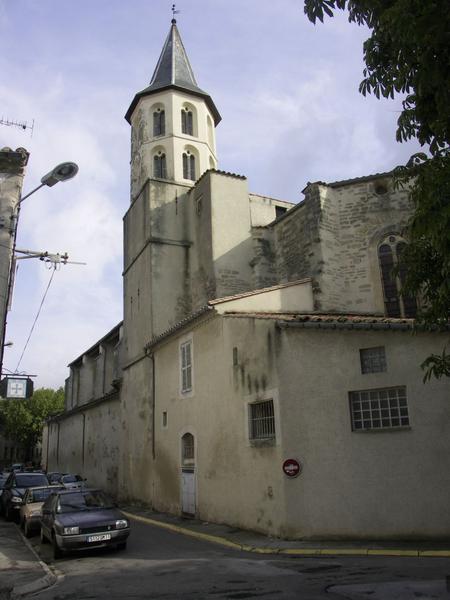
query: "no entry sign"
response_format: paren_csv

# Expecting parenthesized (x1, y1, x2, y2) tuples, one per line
(283, 459, 302, 478)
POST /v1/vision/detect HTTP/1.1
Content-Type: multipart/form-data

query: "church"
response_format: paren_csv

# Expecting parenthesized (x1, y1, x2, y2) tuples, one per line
(44, 18, 450, 540)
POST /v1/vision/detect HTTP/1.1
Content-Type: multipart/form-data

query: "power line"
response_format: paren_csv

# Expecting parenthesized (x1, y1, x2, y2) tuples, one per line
(14, 267, 56, 373)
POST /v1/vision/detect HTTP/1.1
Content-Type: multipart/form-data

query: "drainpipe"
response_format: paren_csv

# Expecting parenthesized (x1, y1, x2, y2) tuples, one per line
(150, 353, 156, 460)
(82, 413, 86, 468)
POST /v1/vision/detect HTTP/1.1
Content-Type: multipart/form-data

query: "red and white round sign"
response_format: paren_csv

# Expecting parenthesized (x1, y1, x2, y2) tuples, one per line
(282, 459, 302, 478)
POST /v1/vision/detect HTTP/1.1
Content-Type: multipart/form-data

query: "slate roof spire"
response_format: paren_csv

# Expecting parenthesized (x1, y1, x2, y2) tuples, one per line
(125, 20, 221, 125)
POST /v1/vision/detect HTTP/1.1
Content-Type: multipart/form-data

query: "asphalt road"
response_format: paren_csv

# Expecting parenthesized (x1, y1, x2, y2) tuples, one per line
(30, 517, 450, 600)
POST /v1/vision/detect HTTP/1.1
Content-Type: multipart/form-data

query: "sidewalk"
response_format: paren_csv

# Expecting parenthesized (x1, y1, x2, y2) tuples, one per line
(1, 506, 450, 599)
(0, 520, 55, 599)
(122, 504, 450, 558)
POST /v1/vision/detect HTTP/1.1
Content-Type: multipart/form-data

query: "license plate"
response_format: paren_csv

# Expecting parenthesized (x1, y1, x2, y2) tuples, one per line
(87, 533, 111, 542)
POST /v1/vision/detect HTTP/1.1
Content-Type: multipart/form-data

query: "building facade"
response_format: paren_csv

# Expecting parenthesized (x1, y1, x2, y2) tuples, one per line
(44, 19, 450, 539)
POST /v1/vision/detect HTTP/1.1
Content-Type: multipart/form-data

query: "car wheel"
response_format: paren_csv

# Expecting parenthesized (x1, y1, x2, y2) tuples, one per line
(52, 532, 63, 559)
(40, 527, 48, 544)
(117, 541, 127, 551)
(5, 505, 11, 522)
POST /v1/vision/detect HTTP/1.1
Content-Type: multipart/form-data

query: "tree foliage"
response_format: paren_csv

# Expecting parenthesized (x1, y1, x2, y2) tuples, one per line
(304, 0, 450, 380)
(0, 387, 64, 460)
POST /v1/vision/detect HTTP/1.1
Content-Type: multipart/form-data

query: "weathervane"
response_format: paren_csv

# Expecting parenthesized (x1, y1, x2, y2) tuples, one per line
(172, 3, 180, 22)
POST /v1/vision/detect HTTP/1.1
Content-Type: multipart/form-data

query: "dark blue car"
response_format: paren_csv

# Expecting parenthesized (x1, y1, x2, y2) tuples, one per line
(40, 488, 130, 559)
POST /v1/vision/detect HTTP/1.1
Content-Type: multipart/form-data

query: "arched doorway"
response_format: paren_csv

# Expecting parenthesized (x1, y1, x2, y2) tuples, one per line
(181, 433, 196, 516)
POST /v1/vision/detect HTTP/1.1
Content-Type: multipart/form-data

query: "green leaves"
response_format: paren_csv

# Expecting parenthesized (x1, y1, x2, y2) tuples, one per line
(304, 0, 450, 382)
(303, 0, 450, 155)
(0, 387, 64, 459)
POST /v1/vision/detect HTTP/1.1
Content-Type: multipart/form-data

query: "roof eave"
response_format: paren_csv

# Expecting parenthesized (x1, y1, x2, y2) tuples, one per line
(125, 84, 221, 126)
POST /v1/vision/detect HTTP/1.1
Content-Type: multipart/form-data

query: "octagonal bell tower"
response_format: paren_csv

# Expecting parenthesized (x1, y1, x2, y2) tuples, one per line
(126, 18, 221, 198)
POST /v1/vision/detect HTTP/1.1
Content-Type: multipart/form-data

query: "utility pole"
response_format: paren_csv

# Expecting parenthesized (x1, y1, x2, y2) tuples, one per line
(0, 147, 29, 378)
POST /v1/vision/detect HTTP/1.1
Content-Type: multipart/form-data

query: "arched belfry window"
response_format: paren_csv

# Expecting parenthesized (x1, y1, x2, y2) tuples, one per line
(153, 152, 166, 179)
(181, 433, 195, 468)
(183, 152, 196, 181)
(378, 235, 417, 318)
(181, 107, 193, 135)
(153, 108, 165, 137)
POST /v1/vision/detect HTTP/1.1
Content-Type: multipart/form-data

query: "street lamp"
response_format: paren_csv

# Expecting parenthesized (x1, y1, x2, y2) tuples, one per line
(0, 160, 79, 386)
(19, 162, 79, 204)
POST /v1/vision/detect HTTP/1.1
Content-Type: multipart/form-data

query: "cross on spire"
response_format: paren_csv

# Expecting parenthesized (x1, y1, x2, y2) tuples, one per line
(171, 4, 180, 23)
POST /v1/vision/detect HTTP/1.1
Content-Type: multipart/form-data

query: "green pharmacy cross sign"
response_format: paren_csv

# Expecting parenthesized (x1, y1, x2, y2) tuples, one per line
(0, 376, 34, 399)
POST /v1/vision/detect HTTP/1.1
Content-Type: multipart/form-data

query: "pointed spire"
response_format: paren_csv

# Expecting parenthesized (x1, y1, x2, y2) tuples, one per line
(148, 20, 200, 93)
(125, 20, 221, 125)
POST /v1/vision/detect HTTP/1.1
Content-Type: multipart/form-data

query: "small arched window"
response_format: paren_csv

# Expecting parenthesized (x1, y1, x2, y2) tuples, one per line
(183, 152, 196, 181)
(153, 109, 165, 137)
(181, 433, 195, 467)
(181, 108, 193, 135)
(153, 153, 166, 179)
(378, 235, 417, 318)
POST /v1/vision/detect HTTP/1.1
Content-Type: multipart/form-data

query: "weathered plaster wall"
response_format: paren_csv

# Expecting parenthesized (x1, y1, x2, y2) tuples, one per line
(0, 147, 29, 371)
(118, 358, 155, 503)
(45, 396, 120, 496)
(150, 315, 287, 536)
(277, 326, 450, 539)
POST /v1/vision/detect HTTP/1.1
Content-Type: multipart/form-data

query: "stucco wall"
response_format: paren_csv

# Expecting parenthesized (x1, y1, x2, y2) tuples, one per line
(276, 325, 450, 539)
(45, 396, 120, 497)
(118, 358, 155, 503)
(150, 315, 288, 535)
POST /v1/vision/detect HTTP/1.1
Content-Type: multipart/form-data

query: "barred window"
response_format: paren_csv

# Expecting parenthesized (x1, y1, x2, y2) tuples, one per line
(180, 340, 192, 393)
(350, 386, 409, 431)
(360, 347, 387, 374)
(249, 400, 275, 440)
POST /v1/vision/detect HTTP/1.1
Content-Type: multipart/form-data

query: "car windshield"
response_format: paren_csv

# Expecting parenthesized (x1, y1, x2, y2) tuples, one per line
(16, 474, 48, 487)
(29, 488, 59, 503)
(62, 475, 79, 483)
(58, 491, 114, 513)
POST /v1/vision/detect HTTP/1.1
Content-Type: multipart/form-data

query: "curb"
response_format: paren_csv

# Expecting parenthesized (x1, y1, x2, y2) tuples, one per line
(123, 511, 450, 558)
(12, 529, 58, 599)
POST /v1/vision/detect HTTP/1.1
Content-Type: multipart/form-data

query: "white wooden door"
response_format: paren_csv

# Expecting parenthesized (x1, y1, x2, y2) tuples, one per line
(181, 469, 195, 516)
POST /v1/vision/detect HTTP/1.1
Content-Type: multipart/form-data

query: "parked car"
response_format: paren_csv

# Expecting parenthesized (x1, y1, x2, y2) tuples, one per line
(47, 472, 64, 484)
(19, 485, 63, 537)
(11, 463, 24, 472)
(1, 471, 49, 521)
(0, 474, 8, 498)
(59, 474, 85, 489)
(40, 488, 130, 558)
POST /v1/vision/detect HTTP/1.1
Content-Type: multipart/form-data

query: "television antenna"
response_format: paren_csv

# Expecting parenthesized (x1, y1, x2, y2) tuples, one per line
(0, 117, 34, 137)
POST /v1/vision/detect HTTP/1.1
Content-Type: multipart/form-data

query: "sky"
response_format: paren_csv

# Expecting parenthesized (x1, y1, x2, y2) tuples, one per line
(0, 0, 421, 389)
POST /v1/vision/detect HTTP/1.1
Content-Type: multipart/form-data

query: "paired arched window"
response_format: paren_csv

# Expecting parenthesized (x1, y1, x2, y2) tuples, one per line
(153, 108, 165, 137)
(153, 153, 166, 179)
(183, 152, 196, 181)
(378, 235, 417, 318)
(181, 108, 193, 135)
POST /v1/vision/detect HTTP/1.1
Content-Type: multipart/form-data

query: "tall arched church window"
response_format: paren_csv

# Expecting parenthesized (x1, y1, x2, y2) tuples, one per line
(183, 152, 196, 181)
(153, 109, 165, 137)
(181, 108, 193, 135)
(153, 153, 166, 179)
(378, 235, 417, 318)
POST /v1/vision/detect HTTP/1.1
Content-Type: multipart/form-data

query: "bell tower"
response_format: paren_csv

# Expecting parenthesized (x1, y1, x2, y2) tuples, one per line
(125, 18, 221, 198)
